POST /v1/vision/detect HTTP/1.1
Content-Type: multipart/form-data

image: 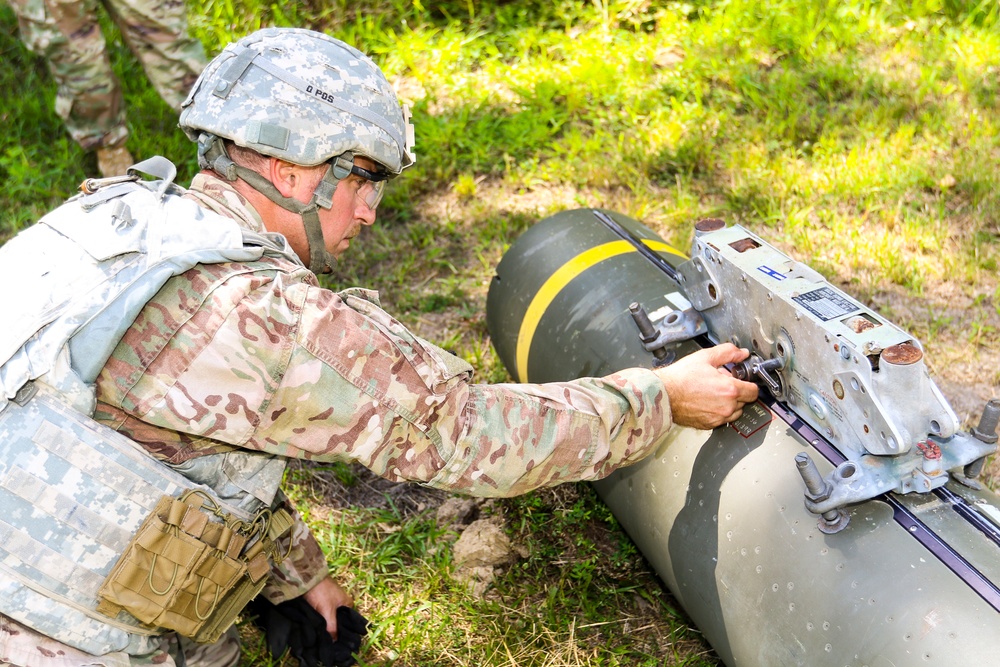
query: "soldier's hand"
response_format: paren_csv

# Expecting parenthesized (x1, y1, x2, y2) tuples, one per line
(246, 594, 369, 667)
(654, 343, 758, 430)
(304, 576, 354, 639)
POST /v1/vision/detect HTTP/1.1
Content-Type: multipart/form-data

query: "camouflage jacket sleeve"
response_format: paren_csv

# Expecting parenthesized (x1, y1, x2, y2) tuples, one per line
(96, 260, 672, 498)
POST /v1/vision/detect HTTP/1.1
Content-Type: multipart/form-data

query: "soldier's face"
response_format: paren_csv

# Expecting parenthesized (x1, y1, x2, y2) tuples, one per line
(320, 156, 379, 257)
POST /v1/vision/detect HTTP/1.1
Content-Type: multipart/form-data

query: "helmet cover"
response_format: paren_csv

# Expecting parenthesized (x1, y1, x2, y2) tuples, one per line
(180, 28, 415, 175)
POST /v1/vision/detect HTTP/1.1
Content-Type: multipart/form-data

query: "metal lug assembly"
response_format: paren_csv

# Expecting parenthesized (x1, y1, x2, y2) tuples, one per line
(954, 399, 1000, 490)
(629, 302, 672, 364)
(795, 453, 850, 534)
(970, 398, 1000, 446)
(628, 301, 707, 365)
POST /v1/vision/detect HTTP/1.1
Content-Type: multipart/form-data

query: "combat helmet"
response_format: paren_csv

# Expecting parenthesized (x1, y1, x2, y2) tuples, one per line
(179, 27, 415, 273)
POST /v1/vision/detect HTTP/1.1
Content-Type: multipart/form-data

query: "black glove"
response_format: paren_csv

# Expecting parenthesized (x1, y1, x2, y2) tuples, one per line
(245, 595, 369, 667)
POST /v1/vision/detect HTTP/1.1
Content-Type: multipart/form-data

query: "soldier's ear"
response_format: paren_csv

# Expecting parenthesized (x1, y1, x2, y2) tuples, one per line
(268, 157, 300, 199)
(268, 158, 328, 206)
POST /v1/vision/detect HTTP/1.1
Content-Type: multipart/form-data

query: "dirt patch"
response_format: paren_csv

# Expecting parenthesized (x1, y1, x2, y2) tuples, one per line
(285, 459, 454, 520)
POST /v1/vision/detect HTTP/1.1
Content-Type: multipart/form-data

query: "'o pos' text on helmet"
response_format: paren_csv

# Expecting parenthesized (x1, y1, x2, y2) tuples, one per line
(179, 27, 416, 274)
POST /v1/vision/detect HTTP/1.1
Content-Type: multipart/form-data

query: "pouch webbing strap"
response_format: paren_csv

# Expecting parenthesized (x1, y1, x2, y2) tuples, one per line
(0, 560, 158, 636)
(32, 419, 176, 510)
(0, 518, 107, 597)
(268, 508, 294, 541)
(2, 465, 132, 550)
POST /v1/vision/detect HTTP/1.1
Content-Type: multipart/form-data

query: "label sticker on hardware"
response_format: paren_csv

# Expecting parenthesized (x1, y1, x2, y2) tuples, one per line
(663, 292, 692, 311)
(648, 293, 693, 324)
(792, 287, 859, 321)
(728, 401, 772, 438)
(757, 265, 787, 281)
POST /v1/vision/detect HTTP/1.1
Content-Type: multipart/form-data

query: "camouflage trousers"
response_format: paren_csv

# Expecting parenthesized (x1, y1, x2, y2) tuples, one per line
(0, 615, 240, 667)
(7, 0, 206, 150)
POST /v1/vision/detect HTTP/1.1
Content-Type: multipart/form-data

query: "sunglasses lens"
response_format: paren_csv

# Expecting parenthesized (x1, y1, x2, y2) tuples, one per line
(361, 180, 386, 209)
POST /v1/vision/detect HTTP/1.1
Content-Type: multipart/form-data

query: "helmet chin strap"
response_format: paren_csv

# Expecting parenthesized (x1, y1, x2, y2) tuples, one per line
(198, 134, 346, 274)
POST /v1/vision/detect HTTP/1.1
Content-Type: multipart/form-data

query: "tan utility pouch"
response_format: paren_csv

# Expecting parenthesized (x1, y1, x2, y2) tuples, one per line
(96, 490, 293, 643)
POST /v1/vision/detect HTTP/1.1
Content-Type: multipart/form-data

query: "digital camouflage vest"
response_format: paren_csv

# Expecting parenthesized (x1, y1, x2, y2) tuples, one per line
(0, 158, 291, 655)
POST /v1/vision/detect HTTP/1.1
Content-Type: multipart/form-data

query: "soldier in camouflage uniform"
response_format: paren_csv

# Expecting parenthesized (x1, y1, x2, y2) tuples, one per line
(0, 27, 757, 667)
(7, 0, 206, 177)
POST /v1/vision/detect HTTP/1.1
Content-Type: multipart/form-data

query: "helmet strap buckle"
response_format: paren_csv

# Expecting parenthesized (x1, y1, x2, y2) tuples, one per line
(330, 153, 355, 180)
(313, 155, 350, 210)
(198, 134, 239, 181)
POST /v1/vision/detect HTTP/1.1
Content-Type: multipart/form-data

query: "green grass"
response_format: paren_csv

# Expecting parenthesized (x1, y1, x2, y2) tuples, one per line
(283, 466, 713, 666)
(2, 1, 999, 665)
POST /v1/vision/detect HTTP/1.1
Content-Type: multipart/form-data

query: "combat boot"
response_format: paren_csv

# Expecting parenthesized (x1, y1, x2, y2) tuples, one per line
(96, 143, 134, 177)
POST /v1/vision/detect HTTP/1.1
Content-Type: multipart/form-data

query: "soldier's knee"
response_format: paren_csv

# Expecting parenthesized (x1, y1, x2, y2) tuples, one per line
(174, 626, 241, 667)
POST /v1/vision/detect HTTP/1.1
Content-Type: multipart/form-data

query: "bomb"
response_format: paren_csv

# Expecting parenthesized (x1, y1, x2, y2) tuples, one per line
(487, 208, 1000, 667)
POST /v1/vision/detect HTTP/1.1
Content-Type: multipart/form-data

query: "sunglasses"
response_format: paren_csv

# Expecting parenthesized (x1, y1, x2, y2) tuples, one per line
(346, 163, 388, 210)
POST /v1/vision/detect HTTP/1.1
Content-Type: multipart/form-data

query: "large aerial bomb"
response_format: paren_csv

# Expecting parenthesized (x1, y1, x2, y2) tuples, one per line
(486, 208, 1000, 667)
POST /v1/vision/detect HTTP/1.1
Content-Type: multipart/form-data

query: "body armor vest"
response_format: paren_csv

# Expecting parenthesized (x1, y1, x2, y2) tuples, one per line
(0, 160, 293, 656)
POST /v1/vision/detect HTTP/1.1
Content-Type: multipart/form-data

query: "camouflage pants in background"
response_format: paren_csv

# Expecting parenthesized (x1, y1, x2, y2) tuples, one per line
(0, 614, 241, 667)
(8, 0, 206, 150)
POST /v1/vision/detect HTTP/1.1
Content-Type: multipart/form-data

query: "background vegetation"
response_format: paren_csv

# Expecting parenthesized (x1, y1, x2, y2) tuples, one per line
(1, 1, 998, 665)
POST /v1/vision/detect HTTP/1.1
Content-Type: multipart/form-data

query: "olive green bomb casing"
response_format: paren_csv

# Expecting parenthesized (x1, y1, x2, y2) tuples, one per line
(486, 208, 1000, 667)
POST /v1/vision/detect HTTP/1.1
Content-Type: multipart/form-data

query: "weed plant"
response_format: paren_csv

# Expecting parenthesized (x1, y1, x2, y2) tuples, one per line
(2, 1, 999, 665)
